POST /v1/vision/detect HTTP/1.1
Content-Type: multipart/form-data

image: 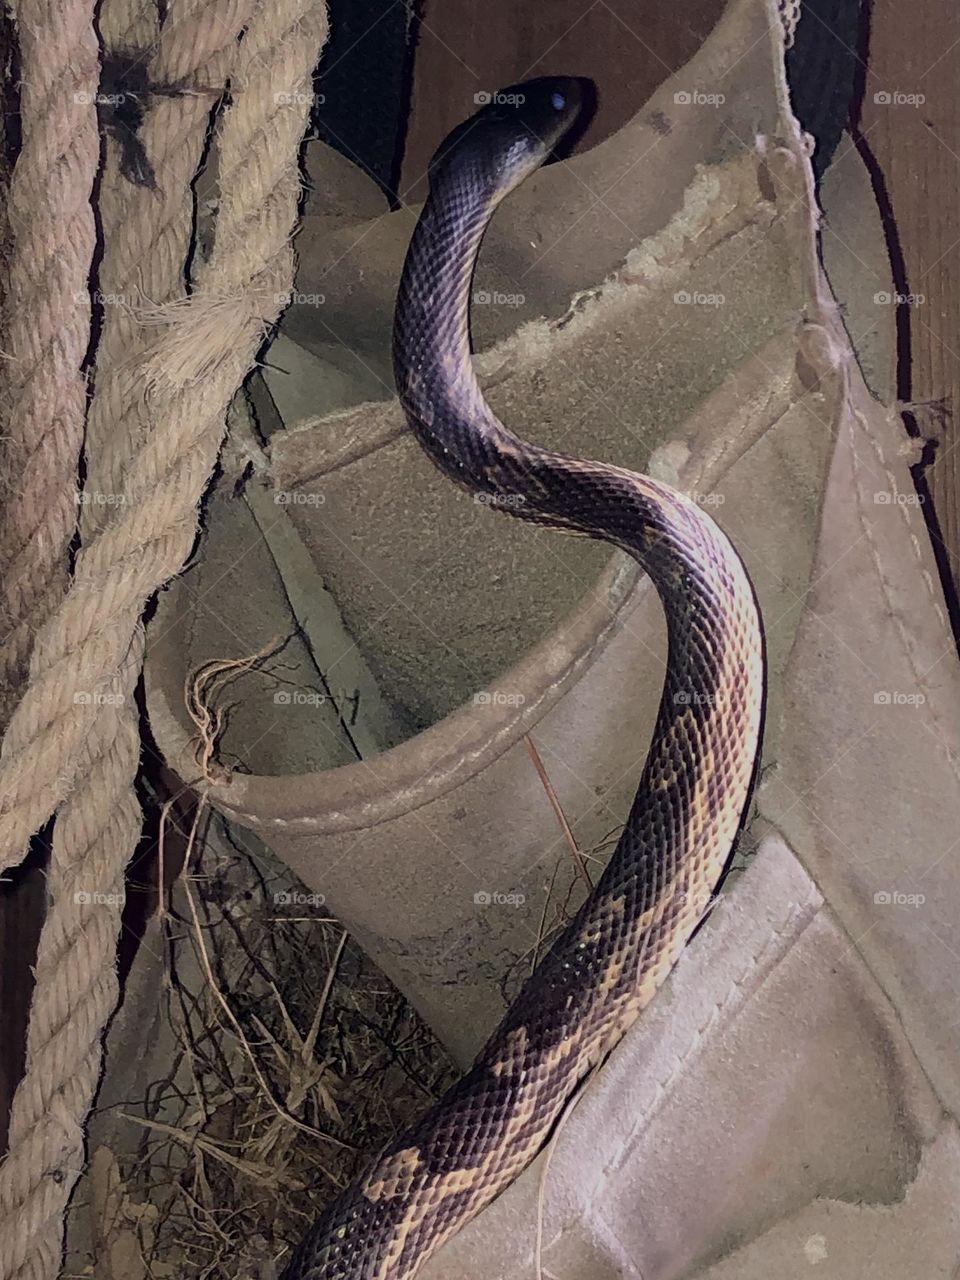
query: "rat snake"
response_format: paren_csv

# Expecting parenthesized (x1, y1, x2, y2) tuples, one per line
(281, 76, 764, 1280)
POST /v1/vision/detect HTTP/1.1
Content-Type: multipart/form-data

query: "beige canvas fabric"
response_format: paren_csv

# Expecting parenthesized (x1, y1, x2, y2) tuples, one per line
(421, 249, 960, 1275)
(417, 6, 960, 1274)
(145, 0, 839, 1063)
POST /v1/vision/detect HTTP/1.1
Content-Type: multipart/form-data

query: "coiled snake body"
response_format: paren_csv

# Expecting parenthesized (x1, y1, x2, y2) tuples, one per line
(282, 77, 764, 1280)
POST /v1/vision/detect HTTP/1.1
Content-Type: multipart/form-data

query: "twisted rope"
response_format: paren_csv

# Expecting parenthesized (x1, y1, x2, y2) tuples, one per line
(0, 0, 99, 730)
(82, 0, 254, 533)
(0, 1, 328, 1274)
(74, 0, 161, 544)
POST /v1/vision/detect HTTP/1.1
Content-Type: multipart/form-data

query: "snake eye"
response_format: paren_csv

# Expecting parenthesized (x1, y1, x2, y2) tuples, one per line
(551, 91, 566, 111)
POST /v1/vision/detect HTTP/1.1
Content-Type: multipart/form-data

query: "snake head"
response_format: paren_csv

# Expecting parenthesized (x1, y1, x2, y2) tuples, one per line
(428, 76, 585, 202)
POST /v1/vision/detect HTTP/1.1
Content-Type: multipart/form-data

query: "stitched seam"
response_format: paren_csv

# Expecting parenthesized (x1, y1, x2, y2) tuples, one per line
(846, 396, 958, 771)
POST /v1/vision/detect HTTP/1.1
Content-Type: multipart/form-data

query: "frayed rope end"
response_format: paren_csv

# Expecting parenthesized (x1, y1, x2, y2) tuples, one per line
(135, 285, 286, 395)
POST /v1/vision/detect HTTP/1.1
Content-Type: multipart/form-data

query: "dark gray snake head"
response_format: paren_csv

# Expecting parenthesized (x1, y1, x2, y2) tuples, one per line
(427, 76, 585, 208)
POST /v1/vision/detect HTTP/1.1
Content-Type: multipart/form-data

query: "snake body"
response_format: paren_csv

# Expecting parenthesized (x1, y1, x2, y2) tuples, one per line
(281, 77, 764, 1280)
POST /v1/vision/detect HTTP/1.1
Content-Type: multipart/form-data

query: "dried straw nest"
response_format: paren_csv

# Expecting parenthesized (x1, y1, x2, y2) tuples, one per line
(70, 819, 458, 1279)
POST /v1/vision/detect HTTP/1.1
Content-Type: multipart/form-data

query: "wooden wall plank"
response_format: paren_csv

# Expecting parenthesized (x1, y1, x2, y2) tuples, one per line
(858, 1, 960, 614)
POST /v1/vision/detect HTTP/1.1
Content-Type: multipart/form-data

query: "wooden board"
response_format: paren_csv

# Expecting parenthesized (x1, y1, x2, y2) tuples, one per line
(859, 0, 960, 619)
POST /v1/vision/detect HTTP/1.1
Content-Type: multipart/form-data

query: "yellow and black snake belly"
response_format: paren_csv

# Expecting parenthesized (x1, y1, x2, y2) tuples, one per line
(280, 76, 764, 1280)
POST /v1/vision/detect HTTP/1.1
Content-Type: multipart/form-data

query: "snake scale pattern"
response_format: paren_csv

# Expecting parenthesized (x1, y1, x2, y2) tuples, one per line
(281, 77, 765, 1280)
